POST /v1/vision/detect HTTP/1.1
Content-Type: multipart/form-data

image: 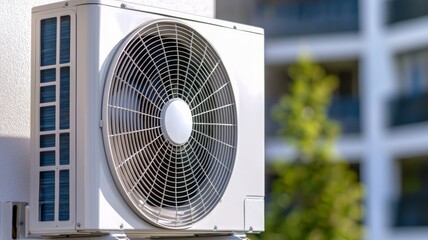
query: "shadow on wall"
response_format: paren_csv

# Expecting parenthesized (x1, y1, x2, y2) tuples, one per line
(0, 136, 30, 202)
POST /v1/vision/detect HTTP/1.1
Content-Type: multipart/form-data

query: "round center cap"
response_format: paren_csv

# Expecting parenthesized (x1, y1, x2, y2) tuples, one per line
(161, 99, 193, 145)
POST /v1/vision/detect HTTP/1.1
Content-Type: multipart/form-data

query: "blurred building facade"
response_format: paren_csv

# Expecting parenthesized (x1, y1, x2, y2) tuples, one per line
(216, 0, 428, 239)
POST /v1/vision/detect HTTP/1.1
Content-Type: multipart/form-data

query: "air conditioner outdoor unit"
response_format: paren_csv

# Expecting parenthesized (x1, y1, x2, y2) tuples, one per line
(30, 0, 264, 238)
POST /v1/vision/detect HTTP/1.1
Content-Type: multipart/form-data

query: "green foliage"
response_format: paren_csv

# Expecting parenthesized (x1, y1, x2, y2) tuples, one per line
(273, 57, 339, 160)
(257, 57, 364, 240)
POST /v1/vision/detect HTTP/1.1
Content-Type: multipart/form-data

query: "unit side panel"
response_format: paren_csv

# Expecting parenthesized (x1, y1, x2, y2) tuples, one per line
(75, 5, 102, 231)
(30, 9, 77, 235)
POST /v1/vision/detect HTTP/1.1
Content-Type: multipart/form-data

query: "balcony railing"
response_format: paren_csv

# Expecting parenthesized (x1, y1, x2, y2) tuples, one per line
(389, 92, 428, 127)
(266, 96, 360, 137)
(329, 96, 361, 134)
(394, 194, 428, 227)
(388, 0, 428, 24)
(253, 0, 359, 37)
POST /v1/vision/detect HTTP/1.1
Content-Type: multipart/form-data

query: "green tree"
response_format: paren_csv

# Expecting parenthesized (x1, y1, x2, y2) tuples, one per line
(259, 57, 364, 240)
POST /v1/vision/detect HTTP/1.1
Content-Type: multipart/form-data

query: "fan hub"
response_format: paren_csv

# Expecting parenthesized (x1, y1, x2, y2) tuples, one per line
(161, 98, 193, 145)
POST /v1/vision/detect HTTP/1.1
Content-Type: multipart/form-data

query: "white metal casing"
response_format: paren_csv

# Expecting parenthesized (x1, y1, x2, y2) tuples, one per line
(30, 0, 264, 237)
(0, 202, 14, 240)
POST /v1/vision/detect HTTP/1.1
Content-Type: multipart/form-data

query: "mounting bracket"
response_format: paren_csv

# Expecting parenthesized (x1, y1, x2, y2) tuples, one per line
(0, 202, 27, 240)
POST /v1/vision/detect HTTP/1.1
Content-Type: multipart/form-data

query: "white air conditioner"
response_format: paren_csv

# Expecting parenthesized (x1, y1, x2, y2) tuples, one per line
(30, 0, 264, 238)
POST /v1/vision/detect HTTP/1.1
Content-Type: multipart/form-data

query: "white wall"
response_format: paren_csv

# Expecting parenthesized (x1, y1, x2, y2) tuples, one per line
(0, 0, 214, 202)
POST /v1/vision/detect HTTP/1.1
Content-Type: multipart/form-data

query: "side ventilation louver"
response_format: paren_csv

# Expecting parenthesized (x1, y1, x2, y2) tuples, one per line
(37, 14, 73, 224)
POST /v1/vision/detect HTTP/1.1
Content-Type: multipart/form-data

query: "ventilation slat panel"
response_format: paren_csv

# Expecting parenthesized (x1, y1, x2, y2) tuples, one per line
(40, 151, 55, 167)
(40, 134, 55, 148)
(59, 170, 70, 221)
(40, 85, 56, 103)
(39, 171, 55, 221)
(35, 13, 74, 227)
(60, 67, 70, 130)
(41, 68, 56, 83)
(59, 133, 69, 165)
(40, 18, 57, 66)
(40, 106, 56, 131)
(60, 16, 70, 64)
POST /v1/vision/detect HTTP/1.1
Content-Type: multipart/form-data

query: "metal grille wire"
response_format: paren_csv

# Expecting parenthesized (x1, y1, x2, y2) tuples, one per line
(102, 20, 238, 229)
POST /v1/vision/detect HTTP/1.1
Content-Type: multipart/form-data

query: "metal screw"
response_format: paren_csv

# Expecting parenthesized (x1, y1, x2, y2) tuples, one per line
(76, 223, 81, 228)
(120, 223, 124, 229)
(214, 225, 218, 231)
(64, 2, 69, 7)
(120, 3, 126, 8)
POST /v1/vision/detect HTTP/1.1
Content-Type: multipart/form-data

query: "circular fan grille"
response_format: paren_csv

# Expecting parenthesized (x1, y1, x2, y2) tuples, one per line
(102, 20, 238, 229)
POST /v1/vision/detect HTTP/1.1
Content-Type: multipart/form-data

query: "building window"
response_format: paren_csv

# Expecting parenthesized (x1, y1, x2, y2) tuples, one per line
(390, 50, 428, 126)
(388, 0, 428, 24)
(323, 61, 361, 134)
(265, 60, 360, 137)
(394, 155, 428, 227)
(252, 0, 359, 37)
